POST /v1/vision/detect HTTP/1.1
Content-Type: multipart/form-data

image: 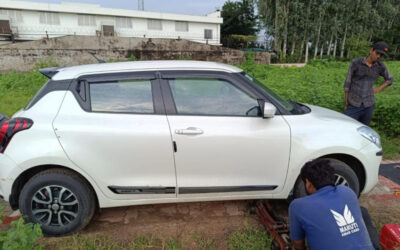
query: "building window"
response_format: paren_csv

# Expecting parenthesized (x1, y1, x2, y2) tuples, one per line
(175, 21, 188, 32)
(147, 19, 162, 30)
(0, 9, 23, 23)
(204, 29, 213, 39)
(39, 12, 60, 25)
(78, 15, 96, 26)
(116, 17, 132, 28)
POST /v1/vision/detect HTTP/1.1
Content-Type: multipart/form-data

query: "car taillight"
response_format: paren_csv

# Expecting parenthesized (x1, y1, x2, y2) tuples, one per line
(0, 118, 33, 153)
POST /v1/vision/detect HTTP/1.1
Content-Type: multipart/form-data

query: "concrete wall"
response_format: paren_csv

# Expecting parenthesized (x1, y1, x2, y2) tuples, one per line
(0, 36, 270, 72)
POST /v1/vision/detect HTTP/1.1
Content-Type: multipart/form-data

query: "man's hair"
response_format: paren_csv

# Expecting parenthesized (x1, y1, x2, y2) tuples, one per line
(300, 159, 335, 190)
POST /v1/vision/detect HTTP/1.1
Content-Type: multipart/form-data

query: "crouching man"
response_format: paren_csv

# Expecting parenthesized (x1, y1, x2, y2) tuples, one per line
(289, 159, 374, 250)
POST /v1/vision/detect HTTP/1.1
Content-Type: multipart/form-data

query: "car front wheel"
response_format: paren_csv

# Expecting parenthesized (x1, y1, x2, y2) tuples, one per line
(293, 159, 360, 199)
(19, 169, 96, 236)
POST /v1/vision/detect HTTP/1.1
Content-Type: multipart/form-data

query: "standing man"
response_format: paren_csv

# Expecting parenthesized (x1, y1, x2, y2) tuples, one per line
(289, 159, 375, 250)
(344, 41, 393, 125)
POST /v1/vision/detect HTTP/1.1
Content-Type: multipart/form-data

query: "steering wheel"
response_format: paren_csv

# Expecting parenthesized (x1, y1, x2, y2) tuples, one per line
(245, 105, 260, 116)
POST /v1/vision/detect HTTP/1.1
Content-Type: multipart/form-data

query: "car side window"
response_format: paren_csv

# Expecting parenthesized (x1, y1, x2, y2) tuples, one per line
(89, 80, 154, 113)
(169, 78, 260, 116)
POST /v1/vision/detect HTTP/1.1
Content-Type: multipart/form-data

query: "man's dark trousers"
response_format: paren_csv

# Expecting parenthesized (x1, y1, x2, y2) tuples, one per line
(345, 103, 375, 126)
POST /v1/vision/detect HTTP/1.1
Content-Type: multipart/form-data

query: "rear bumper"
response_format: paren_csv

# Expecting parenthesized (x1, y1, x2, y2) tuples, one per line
(0, 154, 21, 202)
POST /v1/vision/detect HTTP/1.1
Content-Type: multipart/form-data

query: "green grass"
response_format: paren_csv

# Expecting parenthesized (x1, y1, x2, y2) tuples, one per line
(0, 71, 48, 117)
(228, 223, 273, 250)
(43, 224, 272, 250)
(380, 136, 400, 159)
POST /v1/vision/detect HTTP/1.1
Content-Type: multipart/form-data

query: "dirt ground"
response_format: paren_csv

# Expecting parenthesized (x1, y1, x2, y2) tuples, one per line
(41, 200, 263, 249)
(1, 163, 399, 249)
(44, 177, 400, 249)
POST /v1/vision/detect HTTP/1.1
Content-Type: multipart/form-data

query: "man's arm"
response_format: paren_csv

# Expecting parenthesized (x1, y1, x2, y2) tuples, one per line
(289, 202, 306, 250)
(344, 61, 354, 110)
(374, 82, 390, 94)
(374, 64, 393, 94)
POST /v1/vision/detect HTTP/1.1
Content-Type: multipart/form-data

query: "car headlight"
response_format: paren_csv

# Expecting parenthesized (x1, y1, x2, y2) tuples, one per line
(357, 126, 381, 148)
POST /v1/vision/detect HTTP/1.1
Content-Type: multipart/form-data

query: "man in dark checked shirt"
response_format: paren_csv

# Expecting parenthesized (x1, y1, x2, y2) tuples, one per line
(344, 41, 393, 125)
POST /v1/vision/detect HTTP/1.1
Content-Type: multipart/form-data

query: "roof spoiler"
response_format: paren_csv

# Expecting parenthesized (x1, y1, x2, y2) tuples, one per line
(39, 67, 63, 79)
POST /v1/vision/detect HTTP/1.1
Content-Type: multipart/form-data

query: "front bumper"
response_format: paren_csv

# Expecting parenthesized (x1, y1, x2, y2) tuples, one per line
(358, 143, 382, 194)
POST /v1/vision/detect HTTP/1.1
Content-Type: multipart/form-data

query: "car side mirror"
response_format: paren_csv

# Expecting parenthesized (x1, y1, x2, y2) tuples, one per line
(262, 102, 277, 118)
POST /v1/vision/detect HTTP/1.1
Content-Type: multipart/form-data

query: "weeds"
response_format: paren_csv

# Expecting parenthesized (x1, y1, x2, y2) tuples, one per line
(228, 223, 273, 250)
(0, 205, 43, 250)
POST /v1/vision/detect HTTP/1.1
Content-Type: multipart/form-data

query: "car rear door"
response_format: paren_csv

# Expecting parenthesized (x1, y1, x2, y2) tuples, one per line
(53, 72, 177, 200)
(160, 71, 291, 198)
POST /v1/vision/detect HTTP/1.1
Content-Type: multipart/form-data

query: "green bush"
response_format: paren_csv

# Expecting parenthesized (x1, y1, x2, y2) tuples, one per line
(374, 95, 400, 136)
(0, 205, 43, 250)
(0, 71, 48, 117)
(239, 58, 400, 138)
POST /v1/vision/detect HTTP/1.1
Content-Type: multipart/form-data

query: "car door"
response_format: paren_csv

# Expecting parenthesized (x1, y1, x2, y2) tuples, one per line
(53, 72, 177, 200)
(160, 71, 291, 198)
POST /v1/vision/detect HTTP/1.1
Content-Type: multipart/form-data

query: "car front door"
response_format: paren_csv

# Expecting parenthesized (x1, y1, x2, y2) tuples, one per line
(53, 72, 177, 200)
(160, 72, 291, 198)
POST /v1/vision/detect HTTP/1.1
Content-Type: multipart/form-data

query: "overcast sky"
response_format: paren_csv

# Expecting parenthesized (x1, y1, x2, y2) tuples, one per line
(17, 0, 234, 15)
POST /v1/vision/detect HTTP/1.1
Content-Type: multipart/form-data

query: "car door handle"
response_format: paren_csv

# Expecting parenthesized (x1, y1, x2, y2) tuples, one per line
(175, 127, 204, 135)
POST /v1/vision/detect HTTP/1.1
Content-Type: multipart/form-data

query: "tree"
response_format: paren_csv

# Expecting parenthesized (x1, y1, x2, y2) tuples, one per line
(257, 0, 400, 62)
(221, 0, 259, 48)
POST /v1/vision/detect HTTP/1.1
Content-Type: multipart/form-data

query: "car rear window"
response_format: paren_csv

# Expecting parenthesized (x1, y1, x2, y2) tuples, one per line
(89, 80, 154, 113)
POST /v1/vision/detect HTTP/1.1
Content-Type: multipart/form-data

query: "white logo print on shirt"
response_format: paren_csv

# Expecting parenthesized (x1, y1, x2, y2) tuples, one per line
(330, 205, 360, 237)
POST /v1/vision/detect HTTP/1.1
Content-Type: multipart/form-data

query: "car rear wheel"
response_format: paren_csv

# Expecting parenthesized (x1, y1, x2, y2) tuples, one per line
(293, 159, 360, 199)
(19, 169, 95, 236)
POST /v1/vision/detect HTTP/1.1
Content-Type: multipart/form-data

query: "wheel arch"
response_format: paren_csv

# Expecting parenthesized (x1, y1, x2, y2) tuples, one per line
(9, 165, 100, 211)
(317, 153, 366, 193)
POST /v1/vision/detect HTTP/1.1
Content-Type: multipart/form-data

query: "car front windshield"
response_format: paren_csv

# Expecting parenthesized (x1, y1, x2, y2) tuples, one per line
(241, 72, 294, 112)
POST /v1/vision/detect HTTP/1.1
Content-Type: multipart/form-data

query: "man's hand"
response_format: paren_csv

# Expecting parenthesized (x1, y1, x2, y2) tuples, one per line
(292, 239, 306, 250)
(374, 82, 390, 94)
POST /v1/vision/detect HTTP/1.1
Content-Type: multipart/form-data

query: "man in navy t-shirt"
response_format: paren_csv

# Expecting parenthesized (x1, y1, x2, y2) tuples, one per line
(289, 159, 374, 250)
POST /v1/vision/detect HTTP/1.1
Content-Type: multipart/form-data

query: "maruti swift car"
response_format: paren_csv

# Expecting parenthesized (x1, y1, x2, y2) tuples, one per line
(0, 61, 382, 235)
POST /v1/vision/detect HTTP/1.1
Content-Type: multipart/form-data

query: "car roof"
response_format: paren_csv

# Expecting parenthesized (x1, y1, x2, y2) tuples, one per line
(51, 60, 243, 80)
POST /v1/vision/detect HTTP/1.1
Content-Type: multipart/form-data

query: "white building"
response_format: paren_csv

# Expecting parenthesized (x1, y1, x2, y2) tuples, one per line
(0, 0, 223, 45)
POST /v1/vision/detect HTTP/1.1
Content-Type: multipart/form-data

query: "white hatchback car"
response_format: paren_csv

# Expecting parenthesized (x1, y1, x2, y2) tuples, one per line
(0, 61, 382, 235)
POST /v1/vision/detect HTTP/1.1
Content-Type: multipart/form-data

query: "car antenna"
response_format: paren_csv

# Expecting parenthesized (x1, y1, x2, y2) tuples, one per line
(88, 52, 106, 63)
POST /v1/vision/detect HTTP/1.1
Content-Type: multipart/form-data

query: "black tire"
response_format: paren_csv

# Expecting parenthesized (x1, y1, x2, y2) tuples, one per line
(293, 159, 360, 199)
(19, 168, 96, 236)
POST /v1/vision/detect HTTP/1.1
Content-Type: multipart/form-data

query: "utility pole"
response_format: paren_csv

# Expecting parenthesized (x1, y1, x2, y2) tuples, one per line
(138, 0, 144, 11)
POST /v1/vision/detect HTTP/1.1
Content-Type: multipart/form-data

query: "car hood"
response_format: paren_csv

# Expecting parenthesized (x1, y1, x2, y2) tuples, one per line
(282, 104, 373, 151)
(305, 104, 362, 125)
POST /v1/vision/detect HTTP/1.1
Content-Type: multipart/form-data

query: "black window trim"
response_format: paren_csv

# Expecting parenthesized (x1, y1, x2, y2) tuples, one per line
(24, 70, 290, 115)
(70, 71, 165, 115)
(159, 70, 286, 117)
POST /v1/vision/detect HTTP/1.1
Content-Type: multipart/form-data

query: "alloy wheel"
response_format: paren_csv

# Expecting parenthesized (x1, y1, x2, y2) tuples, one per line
(334, 174, 349, 187)
(31, 185, 79, 227)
